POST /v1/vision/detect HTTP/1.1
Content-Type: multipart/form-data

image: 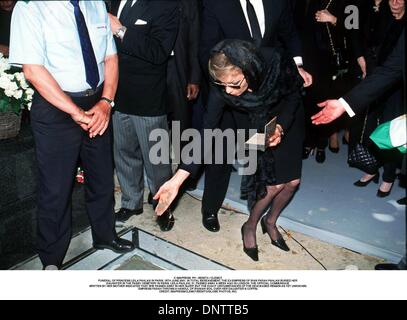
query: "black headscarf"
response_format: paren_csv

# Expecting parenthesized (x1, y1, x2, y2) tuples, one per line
(209, 39, 303, 111)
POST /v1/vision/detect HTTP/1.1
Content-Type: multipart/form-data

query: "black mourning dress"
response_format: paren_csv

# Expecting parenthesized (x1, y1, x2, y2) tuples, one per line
(180, 40, 304, 210)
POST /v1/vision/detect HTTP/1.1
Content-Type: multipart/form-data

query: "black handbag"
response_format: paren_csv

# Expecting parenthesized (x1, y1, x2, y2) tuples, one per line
(348, 110, 381, 174)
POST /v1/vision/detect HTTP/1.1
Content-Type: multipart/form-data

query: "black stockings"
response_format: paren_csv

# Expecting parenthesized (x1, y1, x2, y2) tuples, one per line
(242, 180, 300, 248)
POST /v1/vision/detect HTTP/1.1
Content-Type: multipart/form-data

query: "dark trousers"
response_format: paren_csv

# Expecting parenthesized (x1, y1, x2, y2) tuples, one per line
(202, 108, 250, 214)
(30, 91, 115, 268)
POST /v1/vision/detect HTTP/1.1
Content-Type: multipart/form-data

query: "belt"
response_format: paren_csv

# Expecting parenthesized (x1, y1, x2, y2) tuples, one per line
(66, 84, 103, 98)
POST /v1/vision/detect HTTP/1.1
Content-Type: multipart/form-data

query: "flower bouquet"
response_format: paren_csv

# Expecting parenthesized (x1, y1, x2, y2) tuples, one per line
(0, 53, 34, 139)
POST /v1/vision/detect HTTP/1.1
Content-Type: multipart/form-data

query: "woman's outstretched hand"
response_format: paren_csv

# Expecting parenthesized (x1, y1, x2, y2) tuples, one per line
(154, 169, 191, 215)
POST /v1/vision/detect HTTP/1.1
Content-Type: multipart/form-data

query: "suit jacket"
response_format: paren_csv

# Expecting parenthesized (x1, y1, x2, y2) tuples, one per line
(111, 0, 179, 116)
(344, 29, 405, 114)
(200, 0, 302, 69)
(172, 0, 201, 88)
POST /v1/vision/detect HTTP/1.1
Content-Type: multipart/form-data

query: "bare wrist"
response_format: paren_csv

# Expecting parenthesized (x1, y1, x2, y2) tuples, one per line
(72, 108, 84, 120)
(173, 170, 190, 187)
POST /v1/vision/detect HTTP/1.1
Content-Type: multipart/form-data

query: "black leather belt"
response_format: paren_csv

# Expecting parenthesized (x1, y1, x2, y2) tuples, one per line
(66, 84, 103, 97)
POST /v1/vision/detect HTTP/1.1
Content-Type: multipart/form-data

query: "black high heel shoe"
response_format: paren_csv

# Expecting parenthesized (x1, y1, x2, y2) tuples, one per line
(241, 225, 259, 261)
(302, 147, 315, 159)
(260, 218, 290, 252)
(377, 182, 394, 198)
(342, 136, 349, 145)
(328, 145, 339, 153)
(315, 149, 326, 163)
(353, 173, 379, 187)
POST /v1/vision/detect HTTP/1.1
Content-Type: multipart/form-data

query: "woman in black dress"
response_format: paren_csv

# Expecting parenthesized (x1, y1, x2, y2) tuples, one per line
(154, 39, 304, 261)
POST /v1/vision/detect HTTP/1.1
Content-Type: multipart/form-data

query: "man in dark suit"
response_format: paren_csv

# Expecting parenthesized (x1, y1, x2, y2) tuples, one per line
(312, 29, 405, 271)
(167, 0, 201, 135)
(197, 0, 312, 232)
(108, 0, 179, 231)
(312, 29, 405, 124)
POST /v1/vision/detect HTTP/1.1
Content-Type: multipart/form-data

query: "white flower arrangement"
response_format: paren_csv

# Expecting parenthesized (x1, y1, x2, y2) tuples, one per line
(0, 53, 33, 114)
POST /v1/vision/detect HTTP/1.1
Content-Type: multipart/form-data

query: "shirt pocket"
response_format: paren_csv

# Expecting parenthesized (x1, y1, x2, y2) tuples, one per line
(89, 23, 109, 63)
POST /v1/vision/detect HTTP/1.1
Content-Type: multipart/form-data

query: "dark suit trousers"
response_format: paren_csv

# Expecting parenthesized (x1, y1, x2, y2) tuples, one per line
(202, 108, 250, 214)
(30, 91, 115, 268)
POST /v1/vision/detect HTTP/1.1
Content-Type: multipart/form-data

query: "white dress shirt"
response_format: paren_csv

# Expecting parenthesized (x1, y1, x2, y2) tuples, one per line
(9, 1, 116, 92)
(339, 98, 356, 117)
(239, 0, 266, 37)
(239, 0, 303, 66)
(118, 0, 138, 19)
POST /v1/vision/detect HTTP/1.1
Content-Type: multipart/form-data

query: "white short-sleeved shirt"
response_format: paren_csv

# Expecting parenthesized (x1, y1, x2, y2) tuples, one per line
(9, 1, 117, 92)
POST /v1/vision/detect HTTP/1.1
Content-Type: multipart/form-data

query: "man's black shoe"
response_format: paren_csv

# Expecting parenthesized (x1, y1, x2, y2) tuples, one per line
(185, 179, 198, 192)
(116, 207, 143, 222)
(157, 209, 175, 232)
(148, 192, 154, 205)
(202, 211, 220, 232)
(93, 237, 135, 253)
(240, 192, 248, 201)
(375, 263, 400, 270)
(397, 196, 406, 205)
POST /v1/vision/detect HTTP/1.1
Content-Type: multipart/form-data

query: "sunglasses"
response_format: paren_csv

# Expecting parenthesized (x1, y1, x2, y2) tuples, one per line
(213, 76, 245, 89)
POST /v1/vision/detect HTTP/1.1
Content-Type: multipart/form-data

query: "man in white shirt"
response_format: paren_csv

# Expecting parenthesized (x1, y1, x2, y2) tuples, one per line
(9, 0, 134, 270)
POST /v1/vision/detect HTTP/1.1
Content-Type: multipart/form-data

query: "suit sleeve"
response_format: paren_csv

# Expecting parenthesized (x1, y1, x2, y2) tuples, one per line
(343, 29, 404, 114)
(178, 87, 225, 177)
(276, 0, 302, 58)
(116, 2, 179, 65)
(187, 0, 202, 84)
(199, 0, 223, 76)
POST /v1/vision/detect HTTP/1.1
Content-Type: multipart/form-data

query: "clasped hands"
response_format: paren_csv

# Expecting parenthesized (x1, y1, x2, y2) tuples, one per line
(71, 100, 111, 138)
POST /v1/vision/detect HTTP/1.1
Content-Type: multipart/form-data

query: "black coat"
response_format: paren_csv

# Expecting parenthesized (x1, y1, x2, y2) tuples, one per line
(111, 0, 180, 116)
(173, 0, 201, 88)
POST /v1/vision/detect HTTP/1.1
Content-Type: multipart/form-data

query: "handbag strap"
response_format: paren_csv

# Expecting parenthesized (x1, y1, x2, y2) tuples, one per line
(324, 0, 337, 56)
(360, 107, 370, 144)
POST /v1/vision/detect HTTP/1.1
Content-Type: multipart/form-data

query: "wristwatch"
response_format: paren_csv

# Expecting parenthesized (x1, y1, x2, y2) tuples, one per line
(101, 97, 115, 108)
(115, 26, 127, 40)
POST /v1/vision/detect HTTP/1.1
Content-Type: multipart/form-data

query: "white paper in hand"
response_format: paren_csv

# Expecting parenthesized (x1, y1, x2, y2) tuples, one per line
(245, 117, 277, 151)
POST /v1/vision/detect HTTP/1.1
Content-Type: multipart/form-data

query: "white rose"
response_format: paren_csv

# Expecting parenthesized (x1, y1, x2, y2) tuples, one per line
(0, 59, 11, 73)
(5, 89, 14, 97)
(26, 88, 34, 96)
(0, 75, 10, 90)
(7, 81, 18, 92)
(15, 72, 23, 80)
(13, 90, 23, 100)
